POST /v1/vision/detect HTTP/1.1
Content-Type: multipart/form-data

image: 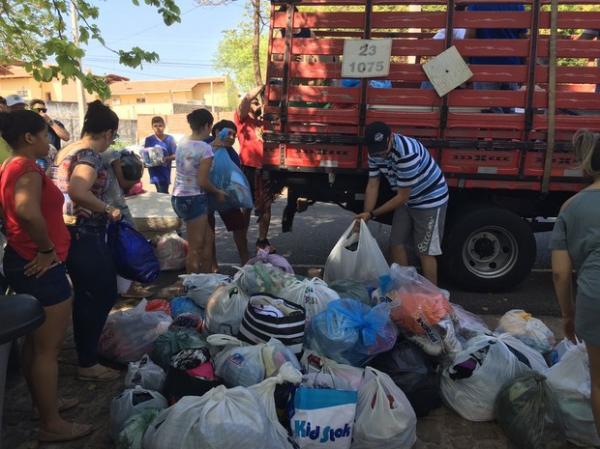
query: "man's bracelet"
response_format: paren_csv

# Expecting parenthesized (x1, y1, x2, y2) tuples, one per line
(38, 246, 55, 254)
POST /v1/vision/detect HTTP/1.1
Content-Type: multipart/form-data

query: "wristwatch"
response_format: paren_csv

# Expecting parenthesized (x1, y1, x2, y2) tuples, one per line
(104, 204, 114, 215)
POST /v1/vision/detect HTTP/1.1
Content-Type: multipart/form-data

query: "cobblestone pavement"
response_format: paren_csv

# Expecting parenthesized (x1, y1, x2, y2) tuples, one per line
(0, 281, 586, 449)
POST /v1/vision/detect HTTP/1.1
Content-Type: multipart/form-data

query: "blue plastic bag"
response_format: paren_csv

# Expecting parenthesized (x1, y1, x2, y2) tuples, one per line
(107, 221, 160, 284)
(306, 299, 398, 367)
(170, 296, 204, 319)
(208, 148, 253, 211)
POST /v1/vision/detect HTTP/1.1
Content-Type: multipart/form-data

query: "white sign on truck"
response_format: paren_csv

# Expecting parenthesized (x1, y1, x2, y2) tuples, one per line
(341, 39, 392, 78)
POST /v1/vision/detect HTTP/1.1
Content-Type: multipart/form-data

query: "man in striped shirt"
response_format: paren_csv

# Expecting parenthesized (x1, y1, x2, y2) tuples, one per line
(355, 122, 449, 284)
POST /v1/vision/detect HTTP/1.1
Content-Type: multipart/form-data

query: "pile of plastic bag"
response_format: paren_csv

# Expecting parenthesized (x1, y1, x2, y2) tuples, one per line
(101, 232, 590, 449)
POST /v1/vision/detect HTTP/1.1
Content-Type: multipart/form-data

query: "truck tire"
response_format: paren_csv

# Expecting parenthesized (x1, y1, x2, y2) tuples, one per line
(441, 207, 536, 292)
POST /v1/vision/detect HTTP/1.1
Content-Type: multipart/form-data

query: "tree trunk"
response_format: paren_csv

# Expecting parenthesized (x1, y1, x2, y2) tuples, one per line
(252, 0, 262, 86)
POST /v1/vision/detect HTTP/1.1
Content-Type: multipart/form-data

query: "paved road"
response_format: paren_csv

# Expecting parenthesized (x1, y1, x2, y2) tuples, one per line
(213, 198, 559, 316)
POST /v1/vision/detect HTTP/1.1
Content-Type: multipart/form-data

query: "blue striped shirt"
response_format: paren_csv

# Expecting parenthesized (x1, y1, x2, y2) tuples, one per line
(368, 133, 448, 209)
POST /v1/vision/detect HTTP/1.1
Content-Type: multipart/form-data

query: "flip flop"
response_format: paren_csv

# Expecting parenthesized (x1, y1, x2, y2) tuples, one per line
(38, 422, 94, 443)
(77, 366, 120, 382)
(32, 397, 79, 420)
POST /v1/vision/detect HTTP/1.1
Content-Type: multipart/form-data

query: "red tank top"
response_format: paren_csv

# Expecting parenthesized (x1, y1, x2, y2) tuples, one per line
(0, 157, 70, 261)
(234, 110, 264, 169)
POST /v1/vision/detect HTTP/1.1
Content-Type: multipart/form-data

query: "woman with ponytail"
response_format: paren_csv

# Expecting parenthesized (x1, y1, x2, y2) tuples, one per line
(551, 129, 600, 434)
(51, 100, 122, 382)
(0, 110, 92, 442)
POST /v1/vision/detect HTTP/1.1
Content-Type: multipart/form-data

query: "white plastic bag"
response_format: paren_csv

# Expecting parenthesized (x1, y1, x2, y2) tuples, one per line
(279, 277, 340, 322)
(441, 334, 531, 422)
(301, 350, 365, 391)
(546, 342, 600, 447)
(496, 333, 548, 374)
(180, 273, 231, 308)
(324, 220, 389, 284)
(352, 367, 417, 449)
(154, 232, 187, 271)
(99, 300, 172, 364)
(209, 335, 301, 387)
(124, 354, 166, 392)
(450, 303, 491, 341)
(496, 309, 556, 354)
(204, 285, 249, 335)
(291, 386, 357, 449)
(143, 363, 302, 449)
(110, 385, 167, 440)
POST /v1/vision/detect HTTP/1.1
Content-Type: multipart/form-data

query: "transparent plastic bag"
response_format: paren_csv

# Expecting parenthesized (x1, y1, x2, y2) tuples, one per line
(247, 248, 294, 274)
(323, 220, 389, 284)
(450, 303, 491, 341)
(204, 285, 249, 336)
(353, 367, 417, 449)
(546, 342, 600, 447)
(99, 300, 172, 364)
(279, 277, 340, 323)
(384, 264, 452, 335)
(209, 335, 300, 387)
(116, 408, 161, 449)
(328, 279, 371, 306)
(495, 372, 565, 449)
(179, 273, 231, 308)
(306, 299, 397, 367)
(124, 354, 166, 392)
(234, 262, 296, 297)
(208, 148, 253, 211)
(143, 363, 301, 449)
(496, 309, 556, 354)
(154, 232, 187, 271)
(110, 385, 167, 440)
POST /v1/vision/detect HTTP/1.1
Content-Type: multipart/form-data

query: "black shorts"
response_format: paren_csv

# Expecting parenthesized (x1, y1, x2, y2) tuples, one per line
(242, 166, 258, 201)
(208, 208, 247, 232)
(3, 246, 71, 307)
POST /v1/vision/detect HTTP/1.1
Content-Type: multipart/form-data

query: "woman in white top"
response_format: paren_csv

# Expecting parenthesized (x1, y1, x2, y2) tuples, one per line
(171, 109, 226, 273)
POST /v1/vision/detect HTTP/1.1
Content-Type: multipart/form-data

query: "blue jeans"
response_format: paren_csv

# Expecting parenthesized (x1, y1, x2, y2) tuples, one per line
(66, 225, 117, 368)
(473, 82, 519, 113)
(155, 183, 169, 194)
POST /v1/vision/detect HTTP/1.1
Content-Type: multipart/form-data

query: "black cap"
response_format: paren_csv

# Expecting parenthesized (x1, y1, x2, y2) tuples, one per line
(364, 122, 391, 154)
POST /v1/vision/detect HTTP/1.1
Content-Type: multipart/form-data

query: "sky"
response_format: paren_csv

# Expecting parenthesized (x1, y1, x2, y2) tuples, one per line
(82, 0, 247, 80)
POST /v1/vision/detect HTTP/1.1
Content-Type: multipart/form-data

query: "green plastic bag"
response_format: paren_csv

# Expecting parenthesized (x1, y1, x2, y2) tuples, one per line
(495, 372, 565, 449)
(234, 262, 295, 296)
(117, 408, 161, 449)
(151, 328, 207, 370)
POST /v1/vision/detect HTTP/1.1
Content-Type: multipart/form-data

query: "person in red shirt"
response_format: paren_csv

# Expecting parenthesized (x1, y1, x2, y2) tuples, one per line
(234, 84, 275, 251)
(0, 110, 92, 443)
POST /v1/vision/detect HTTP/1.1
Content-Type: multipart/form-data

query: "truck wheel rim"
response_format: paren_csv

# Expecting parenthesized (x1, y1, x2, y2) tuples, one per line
(462, 226, 519, 279)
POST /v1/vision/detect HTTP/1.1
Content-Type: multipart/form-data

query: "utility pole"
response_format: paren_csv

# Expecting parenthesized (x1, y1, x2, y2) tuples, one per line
(70, 0, 86, 123)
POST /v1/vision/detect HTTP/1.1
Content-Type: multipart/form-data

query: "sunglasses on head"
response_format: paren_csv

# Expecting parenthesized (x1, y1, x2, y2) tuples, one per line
(33, 107, 47, 113)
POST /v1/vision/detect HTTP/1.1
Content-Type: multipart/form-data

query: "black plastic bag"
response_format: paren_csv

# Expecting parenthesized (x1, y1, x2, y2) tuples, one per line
(121, 150, 144, 182)
(369, 339, 442, 417)
(495, 372, 565, 449)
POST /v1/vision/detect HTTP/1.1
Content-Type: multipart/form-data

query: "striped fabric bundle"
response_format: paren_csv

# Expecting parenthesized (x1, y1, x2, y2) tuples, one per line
(239, 294, 306, 356)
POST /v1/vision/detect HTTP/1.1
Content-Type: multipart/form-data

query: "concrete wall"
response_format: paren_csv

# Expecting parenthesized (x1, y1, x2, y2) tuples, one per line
(46, 101, 137, 145)
(137, 109, 235, 143)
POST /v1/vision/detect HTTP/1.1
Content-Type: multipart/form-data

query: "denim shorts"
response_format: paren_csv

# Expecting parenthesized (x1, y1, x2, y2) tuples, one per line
(3, 246, 72, 307)
(172, 195, 208, 222)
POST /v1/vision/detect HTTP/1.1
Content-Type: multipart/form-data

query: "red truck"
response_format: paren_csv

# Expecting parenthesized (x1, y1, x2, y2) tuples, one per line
(263, 0, 600, 291)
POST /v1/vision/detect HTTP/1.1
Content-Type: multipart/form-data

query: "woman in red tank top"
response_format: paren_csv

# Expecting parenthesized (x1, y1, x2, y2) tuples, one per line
(0, 110, 92, 443)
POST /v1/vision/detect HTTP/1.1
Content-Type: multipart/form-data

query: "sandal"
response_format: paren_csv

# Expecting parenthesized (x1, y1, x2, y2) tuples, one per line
(39, 422, 94, 443)
(32, 397, 79, 420)
(77, 365, 120, 382)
